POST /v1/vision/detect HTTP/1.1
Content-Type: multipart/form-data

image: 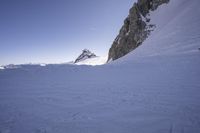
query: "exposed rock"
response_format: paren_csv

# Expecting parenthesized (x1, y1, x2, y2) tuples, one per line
(107, 0, 169, 61)
(74, 49, 97, 63)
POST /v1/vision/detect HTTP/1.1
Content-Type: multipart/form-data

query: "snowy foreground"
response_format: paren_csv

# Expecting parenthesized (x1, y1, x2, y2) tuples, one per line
(0, 0, 200, 133)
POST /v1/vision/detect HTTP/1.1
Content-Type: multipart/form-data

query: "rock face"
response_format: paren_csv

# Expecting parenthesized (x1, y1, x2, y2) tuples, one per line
(107, 0, 169, 61)
(74, 49, 97, 63)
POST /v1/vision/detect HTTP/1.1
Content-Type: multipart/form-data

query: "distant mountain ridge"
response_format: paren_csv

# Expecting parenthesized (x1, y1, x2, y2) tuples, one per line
(74, 49, 97, 63)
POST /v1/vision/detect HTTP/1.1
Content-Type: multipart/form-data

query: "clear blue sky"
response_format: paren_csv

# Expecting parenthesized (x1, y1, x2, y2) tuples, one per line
(0, 0, 134, 65)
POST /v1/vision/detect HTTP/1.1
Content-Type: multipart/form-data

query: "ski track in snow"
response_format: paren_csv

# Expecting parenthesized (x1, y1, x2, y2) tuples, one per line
(0, 0, 200, 132)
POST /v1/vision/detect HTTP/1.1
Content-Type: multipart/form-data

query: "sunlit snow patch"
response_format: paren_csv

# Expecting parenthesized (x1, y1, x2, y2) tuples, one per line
(39, 63, 46, 67)
(0, 66, 4, 70)
(75, 56, 108, 66)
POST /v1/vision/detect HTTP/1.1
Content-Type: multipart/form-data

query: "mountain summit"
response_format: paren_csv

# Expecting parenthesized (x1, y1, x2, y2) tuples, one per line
(74, 49, 97, 63)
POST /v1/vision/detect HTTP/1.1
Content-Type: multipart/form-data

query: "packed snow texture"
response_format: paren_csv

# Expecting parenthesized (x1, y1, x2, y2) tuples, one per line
(0, 0, 200, 133)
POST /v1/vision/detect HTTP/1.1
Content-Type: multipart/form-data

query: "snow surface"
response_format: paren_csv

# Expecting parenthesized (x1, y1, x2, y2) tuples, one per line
(0, 0, 200, 132)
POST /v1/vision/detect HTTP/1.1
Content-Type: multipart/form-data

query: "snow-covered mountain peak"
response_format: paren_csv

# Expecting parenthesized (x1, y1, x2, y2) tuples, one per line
(74, 49, 107, 66)
(74, 49, 97, 63)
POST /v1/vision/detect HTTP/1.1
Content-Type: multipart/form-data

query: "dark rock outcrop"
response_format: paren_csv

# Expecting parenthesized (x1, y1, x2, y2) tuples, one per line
(107, 0, 169, 61)
(74, 49, 97, 63)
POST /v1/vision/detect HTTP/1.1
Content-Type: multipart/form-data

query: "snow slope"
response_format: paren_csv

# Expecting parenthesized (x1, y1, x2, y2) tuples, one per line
(0, 0, 200, 133)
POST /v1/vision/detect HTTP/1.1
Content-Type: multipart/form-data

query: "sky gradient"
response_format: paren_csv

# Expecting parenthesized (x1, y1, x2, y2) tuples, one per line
(0, 0, 134, 65)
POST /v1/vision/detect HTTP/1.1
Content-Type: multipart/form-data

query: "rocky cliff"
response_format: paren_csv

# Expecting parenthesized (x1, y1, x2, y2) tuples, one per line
(107, 0, 169, 61)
